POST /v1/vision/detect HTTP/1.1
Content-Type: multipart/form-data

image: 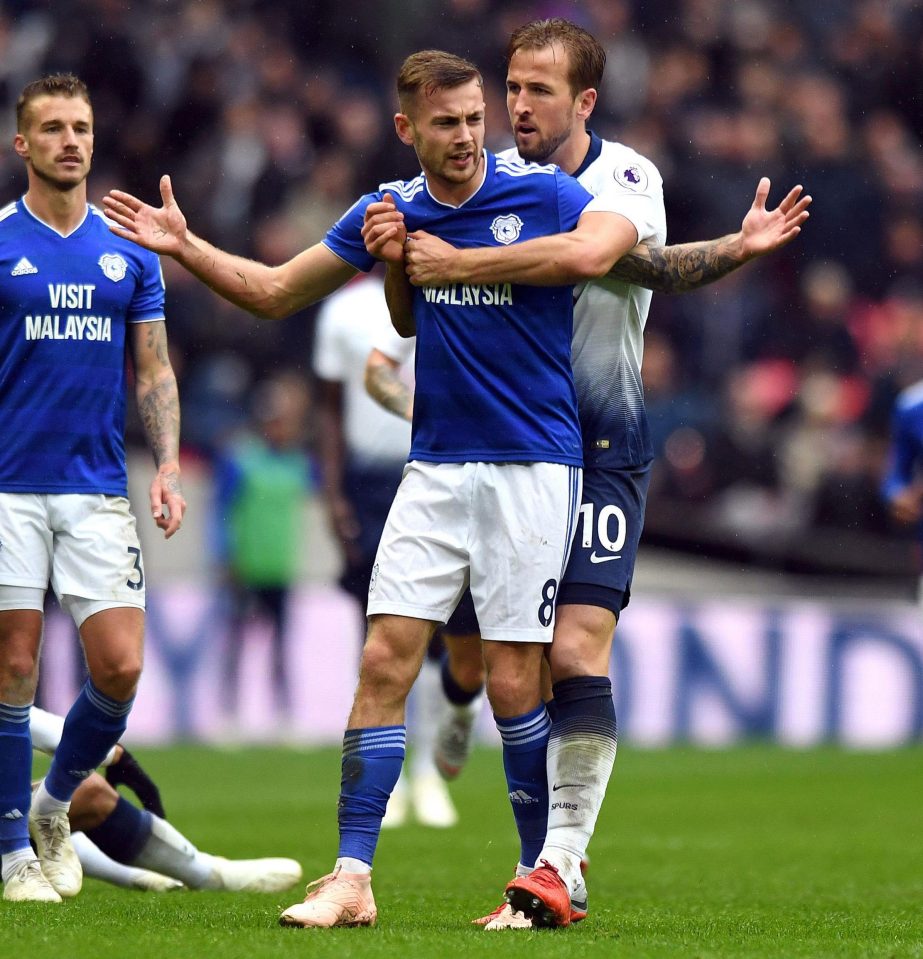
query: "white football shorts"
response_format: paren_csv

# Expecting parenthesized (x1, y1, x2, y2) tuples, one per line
(367, 461, 582, 643)
(0, 493, 146, 620)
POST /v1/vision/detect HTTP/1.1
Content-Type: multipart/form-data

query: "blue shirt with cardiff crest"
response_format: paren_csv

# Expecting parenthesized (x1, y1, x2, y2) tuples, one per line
(0, 198, 165, 496)
(323, 150, 591, 468)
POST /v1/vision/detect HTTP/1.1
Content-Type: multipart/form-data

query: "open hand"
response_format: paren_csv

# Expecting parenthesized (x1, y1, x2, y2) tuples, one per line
(103, 175, 187, 257)
(740, 178, 812, 259)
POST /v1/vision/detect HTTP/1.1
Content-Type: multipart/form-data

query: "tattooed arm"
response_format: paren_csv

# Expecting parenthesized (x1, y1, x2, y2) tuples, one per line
(364, 348, 414, 422)
(129, 320, 186, 538)
(609, 178, 812, 293)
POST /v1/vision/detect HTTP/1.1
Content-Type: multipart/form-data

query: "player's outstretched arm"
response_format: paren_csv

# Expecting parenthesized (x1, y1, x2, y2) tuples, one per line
(403, 210, 638, 287)
(365, 348, 413, 422)
(103, 176, 357, 319)
(609, 178, 811, 293)
(130, 320, 185, 539)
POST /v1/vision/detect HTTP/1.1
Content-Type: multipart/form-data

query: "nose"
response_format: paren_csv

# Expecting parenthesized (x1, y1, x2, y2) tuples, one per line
(511, 93, 531, 121)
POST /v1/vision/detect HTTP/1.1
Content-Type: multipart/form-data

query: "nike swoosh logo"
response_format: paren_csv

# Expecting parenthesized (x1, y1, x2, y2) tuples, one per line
(552, 783, 587, 791)
(589, 552, 620, 564)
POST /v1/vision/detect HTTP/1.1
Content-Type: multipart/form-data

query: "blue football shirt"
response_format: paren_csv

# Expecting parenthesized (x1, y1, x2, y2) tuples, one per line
(0, 199, 165, 496)
(323, 151, 591, 467)
(883, 380, 923, 506)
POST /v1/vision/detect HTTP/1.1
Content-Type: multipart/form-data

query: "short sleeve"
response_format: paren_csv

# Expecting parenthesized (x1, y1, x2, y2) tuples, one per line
(587, 153, 666, 245)
(554, 170, 594, 231)
(322, 193, 380, 273)
(127, 251, 166, 323)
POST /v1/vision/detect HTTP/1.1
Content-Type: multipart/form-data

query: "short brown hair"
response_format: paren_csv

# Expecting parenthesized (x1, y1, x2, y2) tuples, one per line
(16, 73, 91, 131)
(506, 19, 606, 97)
(397, 50, 482, 114)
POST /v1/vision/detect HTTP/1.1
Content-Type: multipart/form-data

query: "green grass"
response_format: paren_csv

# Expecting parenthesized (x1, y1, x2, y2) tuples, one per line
(7, 745, 923, 958)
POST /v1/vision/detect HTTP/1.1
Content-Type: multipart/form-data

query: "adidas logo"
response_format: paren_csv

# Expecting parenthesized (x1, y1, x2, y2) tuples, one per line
(2, 809, 24, 820)
(508, 789, 538, 805)
(11, 257, 37, 276)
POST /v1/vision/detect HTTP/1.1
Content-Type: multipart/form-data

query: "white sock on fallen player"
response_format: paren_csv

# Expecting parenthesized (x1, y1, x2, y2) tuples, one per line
(131, 813, 215, 888)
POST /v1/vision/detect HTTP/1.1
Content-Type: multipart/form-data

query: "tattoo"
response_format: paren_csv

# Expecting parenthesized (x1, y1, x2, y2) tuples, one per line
(608, 235, 745, 294)
(236, 270, 248, 286)
(145, 323, 171, 367)
(138, 377, 181, 467)
(366, 364, 412, 421)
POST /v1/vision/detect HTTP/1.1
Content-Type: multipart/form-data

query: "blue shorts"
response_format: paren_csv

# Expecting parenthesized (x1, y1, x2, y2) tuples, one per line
(558, 461, 651, 617)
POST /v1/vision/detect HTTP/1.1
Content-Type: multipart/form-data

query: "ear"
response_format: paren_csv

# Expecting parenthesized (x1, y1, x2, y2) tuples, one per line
(575, 87, 598, 123)
(394, 112, 414, 147)
(13, 132, 29, 160)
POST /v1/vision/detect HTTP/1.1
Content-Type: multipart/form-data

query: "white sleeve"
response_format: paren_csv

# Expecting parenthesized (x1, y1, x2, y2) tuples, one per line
(373, 328, 415, 366)
(29, 706, 119, 766)
(313, 299, 348, 382)
(586, 153, 666, 245)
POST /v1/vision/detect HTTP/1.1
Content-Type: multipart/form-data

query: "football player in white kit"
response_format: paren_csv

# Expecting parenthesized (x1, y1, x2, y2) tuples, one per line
(365, 18, 810, 928)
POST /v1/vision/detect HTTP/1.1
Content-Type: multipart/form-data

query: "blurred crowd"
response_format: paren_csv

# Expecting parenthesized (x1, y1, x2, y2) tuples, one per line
(1, 0, 920, 577)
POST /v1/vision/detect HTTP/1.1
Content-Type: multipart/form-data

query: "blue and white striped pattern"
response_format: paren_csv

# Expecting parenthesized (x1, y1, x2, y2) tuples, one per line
(496, 705, 551, 750)
(342, 726, 407, 759)
(377, 174, 426, 203)
(560, 464, 582, 580)
(495, 156, 557, 178)
(0, 201, 18, 223)
(84, 681, 134, 718)
(0, 702, 31, 725)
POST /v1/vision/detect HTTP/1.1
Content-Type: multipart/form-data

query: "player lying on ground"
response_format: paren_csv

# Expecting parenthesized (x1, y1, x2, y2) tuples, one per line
(5, 706, 302, 896)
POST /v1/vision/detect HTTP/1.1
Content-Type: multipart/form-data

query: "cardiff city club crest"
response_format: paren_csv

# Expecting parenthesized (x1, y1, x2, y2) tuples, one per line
(98, 253, 128, 282)
(490, 214, 524, 245)
(614, 164, 648, 192)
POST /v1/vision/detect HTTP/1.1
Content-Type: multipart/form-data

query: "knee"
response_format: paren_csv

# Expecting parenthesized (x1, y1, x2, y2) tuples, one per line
(485, 669, 538, 717)
(0, 631, 40, 697)
(89, 655, 143, 702)
(69, 773, 118, 832)
(359, 632, 415, 702)
(2, 646, 39, 685)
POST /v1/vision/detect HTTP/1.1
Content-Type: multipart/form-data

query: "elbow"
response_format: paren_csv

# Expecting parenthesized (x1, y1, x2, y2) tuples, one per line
(580, 248, 621, 280)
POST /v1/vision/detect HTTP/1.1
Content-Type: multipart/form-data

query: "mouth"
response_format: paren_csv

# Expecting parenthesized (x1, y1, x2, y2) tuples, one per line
(58, 155, 82, 166)
(448, 150, 474, 168)
(515, 124, 537, 138)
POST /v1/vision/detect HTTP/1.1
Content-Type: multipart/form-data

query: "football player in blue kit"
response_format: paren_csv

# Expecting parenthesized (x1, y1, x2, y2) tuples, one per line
(104, 50, 643, 928)
(364, 19, 811, 929)
(883, 382, 923, 532)
(104, 40, 808, 928)
(0, 74, 185, 904)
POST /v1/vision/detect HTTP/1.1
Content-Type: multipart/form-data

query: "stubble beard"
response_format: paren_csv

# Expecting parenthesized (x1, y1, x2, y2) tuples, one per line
(33, 160, 89, 193)
(516, 125, 571, 164)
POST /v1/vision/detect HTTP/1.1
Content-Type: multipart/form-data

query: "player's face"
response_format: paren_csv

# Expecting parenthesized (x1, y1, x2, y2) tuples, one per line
(397, 79, 486, 201)
(14, 95, 94, 192)
(506, 45, 582, 164)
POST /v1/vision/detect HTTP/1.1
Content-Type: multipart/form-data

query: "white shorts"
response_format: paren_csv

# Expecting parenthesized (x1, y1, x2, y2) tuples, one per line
(0, 493, 146, 617)
(367, 461, 582, 643)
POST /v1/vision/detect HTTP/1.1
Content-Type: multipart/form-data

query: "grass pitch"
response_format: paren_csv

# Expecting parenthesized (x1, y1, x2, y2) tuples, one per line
(7, 744, 923, 958)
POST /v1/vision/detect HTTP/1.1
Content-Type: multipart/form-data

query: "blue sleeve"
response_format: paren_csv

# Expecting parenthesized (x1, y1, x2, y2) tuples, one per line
(127, 250, 166, 322)
(322, 192, 382, 273)
(554, 170, 594, 232)
(882, 405, 920, 501)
